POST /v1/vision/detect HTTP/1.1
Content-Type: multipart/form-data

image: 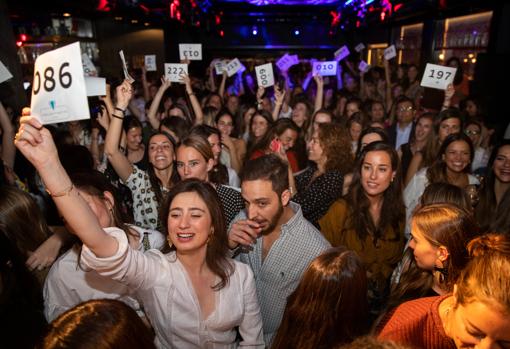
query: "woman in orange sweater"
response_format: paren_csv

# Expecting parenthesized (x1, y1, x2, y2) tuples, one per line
(377, 233, 510, 349)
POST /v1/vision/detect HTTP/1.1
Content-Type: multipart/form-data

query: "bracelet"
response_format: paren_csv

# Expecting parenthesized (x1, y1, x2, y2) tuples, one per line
(187, 92, 195, 96)
(114, 107, 125, 113)
(46, 183, 74, 197)
(442, 105, 450, 109)
(112, 113, 124, 120)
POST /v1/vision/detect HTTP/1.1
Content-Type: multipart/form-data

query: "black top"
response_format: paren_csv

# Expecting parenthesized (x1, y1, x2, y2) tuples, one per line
(293, 166, 344, 227)
(400, 143, 414, 180)
(215, 184, 245, 227)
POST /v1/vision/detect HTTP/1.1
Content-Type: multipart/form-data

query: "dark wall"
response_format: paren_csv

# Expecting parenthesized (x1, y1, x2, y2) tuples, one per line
(95, 19, 165, 79)
(0, 0, 27, 110)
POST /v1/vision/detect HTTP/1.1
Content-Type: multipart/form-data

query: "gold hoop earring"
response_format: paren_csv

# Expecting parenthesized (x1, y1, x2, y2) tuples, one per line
(167, 237, 173, 248)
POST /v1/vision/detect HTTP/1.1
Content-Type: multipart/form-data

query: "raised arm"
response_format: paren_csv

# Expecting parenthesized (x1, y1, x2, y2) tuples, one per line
(336, 63, 344, 90)
(441, 84, 455, 111)
(256, 86, 265, 111)
(104, 80, 135, 182)
(236, 71, 245, 96)
(272, 85, 286, 120)
(384, 59, 393, 114)
(182, 73, 204, 125)
(141, 66, 151, 102)
(15, 113, 117, 258)
(0, 101, 15, 169)
(313, 74, 324, 113)
(218, 71, 227, 99)
(99, 83, 114, 117)
(208, 60, 217, 92)
(146, 76, 172, 131)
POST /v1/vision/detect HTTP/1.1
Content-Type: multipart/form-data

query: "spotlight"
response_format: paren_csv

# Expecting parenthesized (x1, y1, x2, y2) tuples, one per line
(294, 29, 300, 36)
(252, 26, 258, 36)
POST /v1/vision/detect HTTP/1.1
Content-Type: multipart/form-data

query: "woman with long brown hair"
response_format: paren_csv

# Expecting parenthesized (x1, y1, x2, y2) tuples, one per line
(404, 133, 479, 238)
(43, 170, 166, 322)
(104, 80, 180, 230)
(475, 140, 510, 231)
(271, 247, 369, 349)
(387, 203, 479, 312)
(320, 142, 406, 316)
(14, 113, 264, 348)
(377, 233, 510, 348)
(39, 299, 155, 349)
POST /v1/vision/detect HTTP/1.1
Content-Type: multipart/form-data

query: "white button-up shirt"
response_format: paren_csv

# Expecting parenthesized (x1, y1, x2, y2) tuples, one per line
(82, 227, 264, 349)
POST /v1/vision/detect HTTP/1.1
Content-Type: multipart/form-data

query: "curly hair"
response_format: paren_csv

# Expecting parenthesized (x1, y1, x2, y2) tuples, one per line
(317, 123, 354, 174)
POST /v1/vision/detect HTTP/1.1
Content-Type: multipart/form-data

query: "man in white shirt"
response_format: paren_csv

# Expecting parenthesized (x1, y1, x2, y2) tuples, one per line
(228, 155, 330, 346)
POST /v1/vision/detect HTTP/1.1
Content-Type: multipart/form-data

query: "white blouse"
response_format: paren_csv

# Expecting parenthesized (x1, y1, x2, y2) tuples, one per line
(403, 168, 479, 239)
(44, 225, 165, 322)
(81, 227, 264, 349)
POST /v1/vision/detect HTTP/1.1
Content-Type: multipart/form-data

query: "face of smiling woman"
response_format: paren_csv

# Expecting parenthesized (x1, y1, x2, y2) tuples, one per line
(360, 150, 395, 198)
(167, 191, 212, 255)
(443, 140, 471, 174)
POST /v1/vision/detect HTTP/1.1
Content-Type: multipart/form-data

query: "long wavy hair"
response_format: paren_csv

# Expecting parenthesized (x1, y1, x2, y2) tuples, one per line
(38, 299, 155, 349)
(347, 142, 405, 242)
(475, 140, 510, 230)
(246, 110, 274, 159)
(147, 132, 180, 208)
(409, 112, 438, 169)
(250, 118, 300, 156)
(426, 132, 474, 184)
(271, 247, 369, 349)
(317, 122, 354, 174)
(0, 186, 51, 259)
(383, 184, 473, 315)
(159, 179, 234, 290)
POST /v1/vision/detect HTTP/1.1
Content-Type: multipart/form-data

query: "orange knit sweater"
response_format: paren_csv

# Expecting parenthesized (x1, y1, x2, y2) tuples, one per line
(376, 296, 456, 349)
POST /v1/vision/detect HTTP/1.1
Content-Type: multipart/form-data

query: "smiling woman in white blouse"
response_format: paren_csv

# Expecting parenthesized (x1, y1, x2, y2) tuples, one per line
(15, 115, 264, 348)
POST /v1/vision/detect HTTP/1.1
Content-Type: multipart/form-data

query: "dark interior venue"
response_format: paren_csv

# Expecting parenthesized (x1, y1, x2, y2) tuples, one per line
(1, 1, 510, 348)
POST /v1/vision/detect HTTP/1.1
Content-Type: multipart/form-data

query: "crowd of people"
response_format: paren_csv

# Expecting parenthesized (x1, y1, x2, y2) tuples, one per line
(1, 50, 510, 349)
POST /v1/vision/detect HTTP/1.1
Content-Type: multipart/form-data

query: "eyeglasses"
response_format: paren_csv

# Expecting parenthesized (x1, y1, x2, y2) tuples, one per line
(465, 129, 480, 136)
(398, 106, 414, 112)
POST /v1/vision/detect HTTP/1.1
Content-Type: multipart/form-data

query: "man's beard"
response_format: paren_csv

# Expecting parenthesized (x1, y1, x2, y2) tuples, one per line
(259, 201, 284, 236)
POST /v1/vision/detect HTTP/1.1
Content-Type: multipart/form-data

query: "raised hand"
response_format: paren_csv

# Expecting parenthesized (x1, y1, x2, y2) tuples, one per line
(96, 105, 110, 131)
(228, 219, 261, 249)
(181, 73, 193, 93)
(274, 85, 286, 106)
(14, 109, 59, 170)
(256, 86, 265, 101)
(159, 76, 172, 91)
(115, 80, 134, 111)
(444, 83, 455, 103)
(313, 74, 324, 88)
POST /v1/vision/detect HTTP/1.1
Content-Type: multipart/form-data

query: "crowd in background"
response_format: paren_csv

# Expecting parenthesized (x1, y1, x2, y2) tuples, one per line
(1, 50, 510, 349)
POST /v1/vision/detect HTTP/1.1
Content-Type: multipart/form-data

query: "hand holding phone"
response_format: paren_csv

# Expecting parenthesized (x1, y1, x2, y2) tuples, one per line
(270, 138, 282, 153)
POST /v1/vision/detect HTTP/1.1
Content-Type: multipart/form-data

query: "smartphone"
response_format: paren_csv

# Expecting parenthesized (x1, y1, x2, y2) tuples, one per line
(88, 98, 105, 119)
(270, 138, 282, 153)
